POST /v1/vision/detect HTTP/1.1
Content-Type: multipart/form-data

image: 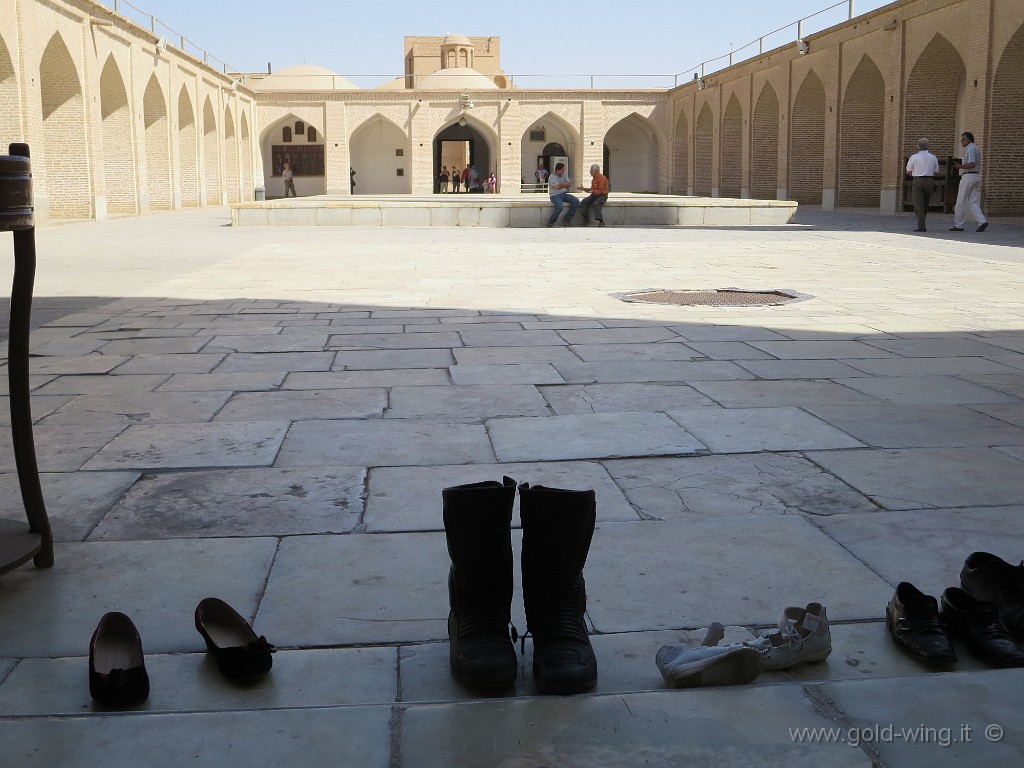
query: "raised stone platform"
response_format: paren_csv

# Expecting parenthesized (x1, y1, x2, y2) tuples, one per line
(230, 193, 798, 227)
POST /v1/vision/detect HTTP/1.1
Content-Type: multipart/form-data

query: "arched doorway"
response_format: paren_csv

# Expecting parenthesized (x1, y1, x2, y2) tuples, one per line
(100, 56, 137, 214)
(434, 118, 494, 193)
(989, 23, 1024, 215)
(751, 83, 780, 201)
(720, 95, 743, 198)
(178, 86, 199, 207)
(202, 97, 221, 205)
(790, 70, 826, 205)
(39, 33, 90, 218)
(521, 113, 578, 191)
(224, 105, 239, 203)
(672, 111, 688, 194)
(1, 33, 21, 148)
(143, 75, 171, 211)
(240, 112, 253, 202)
(694, 104, 713, 196)
(350, 114, 411, 194)
(904, 35, 965, 169)
(603, 113, 660, 193)
(839, 55, 885, 207)
(259, 114, 326, 198)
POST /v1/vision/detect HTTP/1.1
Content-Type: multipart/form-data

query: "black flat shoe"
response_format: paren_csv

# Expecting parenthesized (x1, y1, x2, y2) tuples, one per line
(886, 582, 956, 666)
(195, 598, 275, 680)
(89, 612, 150, 707)
(960, 552, 1024, 636)
(940, 587, 1024, 668)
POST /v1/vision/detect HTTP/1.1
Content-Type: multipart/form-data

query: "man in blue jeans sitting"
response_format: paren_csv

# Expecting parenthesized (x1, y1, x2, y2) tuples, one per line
(546, 162, 579, 227)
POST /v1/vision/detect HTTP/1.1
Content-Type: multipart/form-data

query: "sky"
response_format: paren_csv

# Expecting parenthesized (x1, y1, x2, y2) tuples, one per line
(105, 0, 897, 88)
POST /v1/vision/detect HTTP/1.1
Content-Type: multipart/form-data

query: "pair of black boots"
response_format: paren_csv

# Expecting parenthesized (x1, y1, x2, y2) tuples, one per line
(443, 477, 597, 695)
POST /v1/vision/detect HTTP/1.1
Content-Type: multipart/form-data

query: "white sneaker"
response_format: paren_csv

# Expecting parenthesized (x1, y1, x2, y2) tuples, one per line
(655, 643, 762, 688)
(747, 602, 832, 670)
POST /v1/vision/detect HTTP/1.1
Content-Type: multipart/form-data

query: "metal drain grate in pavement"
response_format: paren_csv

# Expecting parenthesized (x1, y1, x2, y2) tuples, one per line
(614, 288, 805, 307)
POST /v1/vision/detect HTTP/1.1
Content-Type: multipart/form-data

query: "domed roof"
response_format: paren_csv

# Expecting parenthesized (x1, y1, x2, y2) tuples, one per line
(442, 34, 473, 47)
(417, 67, 498, 90)
(375, 77, 408, 91)
(255, 65, 359, 91)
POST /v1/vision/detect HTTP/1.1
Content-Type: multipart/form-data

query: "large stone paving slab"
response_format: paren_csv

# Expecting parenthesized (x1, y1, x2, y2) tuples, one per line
(449, 363, 565, 385)
(806, 447, 1024, 509)
(666, 406, 864, 452)
(385, 384, 549, 419)
(276, 419, 495, 466)
(689, 379, 886, 407)
(815, 506, 1024, 597)
(0, 423, 127, 473)
(806, 404, 1024, 448)
(0, 707, 392, 768)
(398, 686, 865, 767)
(604, 454, 877, 519)
(540, 383, 717, 414)
(568, 342, 699, 362)
(259, 533, 449, 646)
(554, 360, 752, 384)
(487, 412, 707, 462)
(363, 461, 636, 532)
(835, 375, 1022, 405)
(284, 368, 451, 388)
(0, 538, 278, 657)
(81, 421, 289, 470)
(585, 517, 892, 632)
(89, 466, 366, 539)
(214, 388, 386, 421)
(39, 391, 232, 427)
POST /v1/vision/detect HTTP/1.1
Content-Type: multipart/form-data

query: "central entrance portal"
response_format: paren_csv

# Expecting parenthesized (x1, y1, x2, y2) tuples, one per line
(434, 122, 492, 193)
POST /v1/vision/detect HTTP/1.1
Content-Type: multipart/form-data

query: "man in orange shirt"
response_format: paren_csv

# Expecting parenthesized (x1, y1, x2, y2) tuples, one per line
(578, 164, 609, 226)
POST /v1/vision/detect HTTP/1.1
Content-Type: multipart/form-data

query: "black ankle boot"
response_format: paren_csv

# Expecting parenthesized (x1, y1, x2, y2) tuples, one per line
(443, 477, 518, 688)
(519, 482, 598, 694)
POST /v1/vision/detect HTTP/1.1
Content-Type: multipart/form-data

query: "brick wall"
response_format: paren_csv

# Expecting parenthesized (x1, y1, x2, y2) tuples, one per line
(39, 34, 90, 218)
(224, 107, 239, 203)
(178, 89, 199, 207)
(203, 99, 221, 204)
(838, 56, 885, 207)
(751, 84, 780, 200)
(241, 112, 253, 201)
(672, 114, 688, 193)
(694, 104, 713, 196)
(987, 24, 1024, 215)
(720, 95, 743, 198)
(144, 77, 172, 211)
(903, 34, 964, 171)
(789, 72, 825, 205)
(0, 35, 19, 146)
(100, 58, 137, 214)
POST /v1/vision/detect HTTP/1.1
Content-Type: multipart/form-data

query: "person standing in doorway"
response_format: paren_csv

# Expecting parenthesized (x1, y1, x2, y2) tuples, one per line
(577, 164, 609, 226)
(547, 162, 579, 227)
(451, 166, 460, 193)
(282, 162, 297, 198)
(461, 165, 471, 193)
(439, 165, 450, 193)
(905, 138, 938, 232)
(535, 162, 548, 192)
(950, 131, 988, 233)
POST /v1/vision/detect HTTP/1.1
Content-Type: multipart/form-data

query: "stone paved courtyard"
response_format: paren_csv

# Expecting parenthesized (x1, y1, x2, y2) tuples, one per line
(1, 206, 1024, 766)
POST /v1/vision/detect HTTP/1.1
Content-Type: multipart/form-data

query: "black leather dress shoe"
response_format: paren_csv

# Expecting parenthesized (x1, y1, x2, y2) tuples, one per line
(886, 582, 956, 666)
(89, 612, 150, 707)
(940, 587, 1024, 668)
(960, 552, 1024, 636)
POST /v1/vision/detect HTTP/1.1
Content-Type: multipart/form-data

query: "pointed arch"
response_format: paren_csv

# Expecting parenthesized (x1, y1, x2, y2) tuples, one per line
(202, 96, 221, 204)
(350, 113, 411, 194)
(985, 23, 1024, 215)
(224, 104, 239, 203)
(672, 111, 688, 194)
(790, 70, 826, 205)
(99, 56, 137, 214)
(39, 33, 90, 218)
(178, 86, 199, 206)
(521, 111, 580, 188)
(433, 113, 496, 195)
(240, 111, 253, 202)
(0, 32, 19, 144)
(260, 113, 326, 197)
(603, 112, 660, 193)
(694, 104, 714, 196)
(143, 76, 171, 211)
(904, 34, 965, 169)
(751, 83, 780, 200)
(839, 55, 885, 207)
(720, 95, 743, 198)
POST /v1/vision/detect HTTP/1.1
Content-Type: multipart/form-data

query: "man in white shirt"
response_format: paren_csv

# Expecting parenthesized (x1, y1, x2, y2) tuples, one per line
(546, 162, 579, 226)
(950, 131, 988, 233)
(905, 138, 938, 232)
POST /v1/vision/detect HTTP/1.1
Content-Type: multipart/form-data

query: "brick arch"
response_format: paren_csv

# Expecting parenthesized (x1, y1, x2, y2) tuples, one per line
(39, 33, 90, 218)
(694, 103, 713, 196)
(603, 113, 660, 193)
(240, 112, 253, 202)
(178, 87, 199, 207)
(720, 95, 743, 198)
(790, 70, 826, 205)
(672, 111, 688, 194)
(839, 55, 885, 207)
(903, 34, 965, 167)
(224, 105, 239, 203)
(0, 32, 19, 144)
(143, 75, 171, 211)
(99, 56, 137, 214)
(202, 97, 221, 205)
(988, 23, 1024, 215)
(751, 83, 780, 200)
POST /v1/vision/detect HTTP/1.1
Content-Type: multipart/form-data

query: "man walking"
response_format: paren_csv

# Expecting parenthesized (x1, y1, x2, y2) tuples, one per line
(578, 164, 609, 226)
(905, 138, 938, 232)
(950, 131, 988, 233)
(546, 162, 579, 227)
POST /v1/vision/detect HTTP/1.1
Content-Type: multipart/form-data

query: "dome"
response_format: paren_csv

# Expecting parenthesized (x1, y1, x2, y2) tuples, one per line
(417, 67, 498, 90)
(255, 65, 359, 91)
(442, 34, 473, 47)
(375, 77, 408, 91)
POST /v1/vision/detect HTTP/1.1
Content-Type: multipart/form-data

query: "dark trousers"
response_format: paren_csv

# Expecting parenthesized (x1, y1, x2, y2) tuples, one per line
(580, 193, 608, 222)
(912, 177, 932, 230)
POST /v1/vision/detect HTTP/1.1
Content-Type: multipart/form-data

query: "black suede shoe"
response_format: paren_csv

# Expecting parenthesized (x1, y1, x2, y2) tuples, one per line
(89, 612, 150, 708)
(960, 552, 1024, 636)
(886, 582, 956, 666)
(195, 598, 275, 680)
(940, 587, 1024, 668)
